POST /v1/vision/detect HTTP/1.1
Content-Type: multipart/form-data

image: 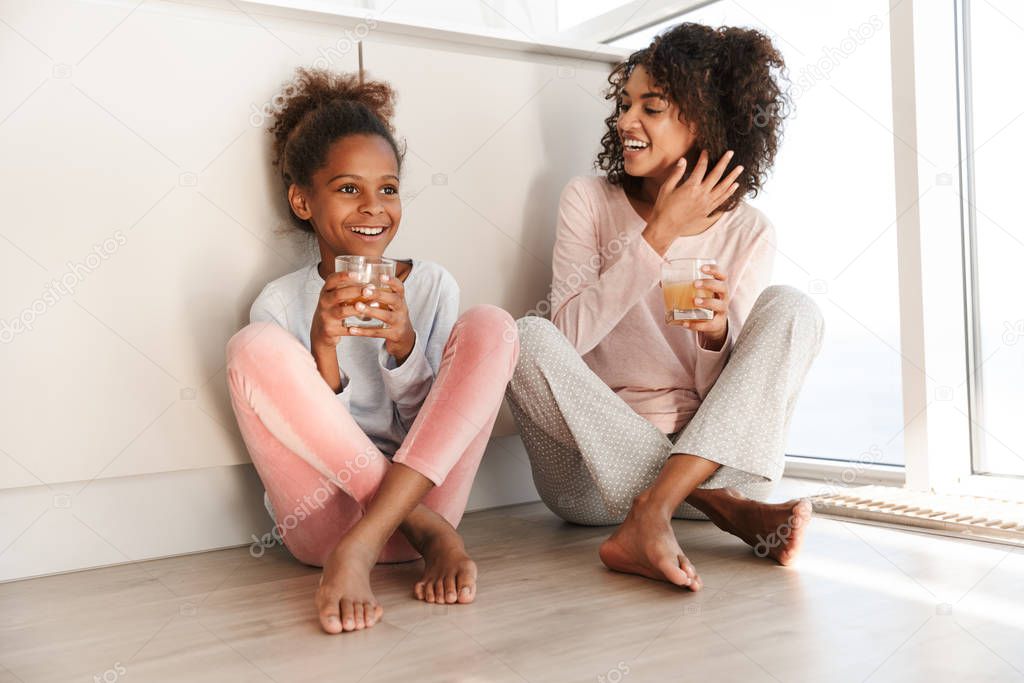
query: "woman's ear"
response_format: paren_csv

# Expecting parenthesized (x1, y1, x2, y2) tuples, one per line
(287, 184, 313, 221)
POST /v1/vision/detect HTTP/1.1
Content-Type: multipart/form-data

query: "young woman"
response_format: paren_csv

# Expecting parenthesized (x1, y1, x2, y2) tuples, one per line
(226, 68, 518, 633)
(506, 23, 824, 589)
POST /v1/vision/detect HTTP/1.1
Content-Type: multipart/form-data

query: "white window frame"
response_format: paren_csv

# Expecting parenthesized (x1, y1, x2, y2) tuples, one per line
(792, 0, 1019, 498)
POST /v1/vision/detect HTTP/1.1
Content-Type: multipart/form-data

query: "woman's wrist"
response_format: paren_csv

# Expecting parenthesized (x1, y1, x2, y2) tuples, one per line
(697, 323, 728, 351)
(642, 215, 674, 256)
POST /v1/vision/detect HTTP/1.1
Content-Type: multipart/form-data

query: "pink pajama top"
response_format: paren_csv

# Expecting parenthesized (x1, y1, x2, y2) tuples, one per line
(550, 175, 777, 435)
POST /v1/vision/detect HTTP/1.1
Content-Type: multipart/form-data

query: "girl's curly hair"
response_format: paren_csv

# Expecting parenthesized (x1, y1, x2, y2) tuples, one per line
(268, 67, 405, 233)
(596, 22, 790, 210)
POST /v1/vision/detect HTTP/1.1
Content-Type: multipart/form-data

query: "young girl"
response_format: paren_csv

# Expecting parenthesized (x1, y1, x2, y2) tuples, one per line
(226, 68, 518, 634)
(506, 24, 824, 589)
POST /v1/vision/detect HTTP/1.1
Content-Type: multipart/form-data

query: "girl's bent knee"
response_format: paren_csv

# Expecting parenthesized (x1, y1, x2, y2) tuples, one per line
(458, 304, 515, 335)
(226, 321, 297, 373)
(452, 305, 519, 367)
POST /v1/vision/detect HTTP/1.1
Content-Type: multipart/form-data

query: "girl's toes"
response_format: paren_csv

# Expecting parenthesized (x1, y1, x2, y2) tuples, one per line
(353, 602, 366, 630)
(319, 604, 343, 634)
(340, 599, 355, 632)
(413, 581, 425, 601)
(424, 580, 436, 603)
(434, 579, 446, 604)
(456, 575, 476, 604)
(368, 602, 385, 626)
(444, 575, 458, 604)
(362, 601, 377, 627)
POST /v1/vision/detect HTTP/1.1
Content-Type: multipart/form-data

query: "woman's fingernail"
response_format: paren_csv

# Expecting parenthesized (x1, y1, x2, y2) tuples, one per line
(381, 274, 390, 282)
(363, 287, 373, 296)
(356, 303, 365, 311)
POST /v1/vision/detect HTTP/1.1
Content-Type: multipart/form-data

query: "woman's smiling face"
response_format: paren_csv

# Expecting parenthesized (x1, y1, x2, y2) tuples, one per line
(288, 133, 402, 259)
(616, 65, 697, 186)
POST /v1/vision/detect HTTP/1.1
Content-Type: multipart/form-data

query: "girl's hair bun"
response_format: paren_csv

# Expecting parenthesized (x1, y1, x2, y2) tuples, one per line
(268, 67, 403, 233)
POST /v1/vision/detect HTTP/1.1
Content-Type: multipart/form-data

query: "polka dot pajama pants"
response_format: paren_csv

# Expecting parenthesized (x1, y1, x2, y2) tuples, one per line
(505, 285, 825, 526)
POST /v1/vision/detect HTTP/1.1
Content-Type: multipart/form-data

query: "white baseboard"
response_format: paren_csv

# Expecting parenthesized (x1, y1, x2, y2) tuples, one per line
(0, 436, 539, 583)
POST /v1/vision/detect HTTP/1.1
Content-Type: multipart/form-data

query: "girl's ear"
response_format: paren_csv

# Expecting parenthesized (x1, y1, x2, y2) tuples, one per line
(287, 184, 313, 220)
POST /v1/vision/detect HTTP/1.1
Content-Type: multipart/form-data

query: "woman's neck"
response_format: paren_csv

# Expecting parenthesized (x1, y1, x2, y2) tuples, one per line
(623, 176, 730, 237)
(639, 176, 662, 205)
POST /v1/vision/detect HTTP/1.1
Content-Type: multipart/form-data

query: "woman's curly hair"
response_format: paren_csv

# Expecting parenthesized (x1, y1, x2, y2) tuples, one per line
(596, 22, 790, 210)
(268, 67, 405, 233)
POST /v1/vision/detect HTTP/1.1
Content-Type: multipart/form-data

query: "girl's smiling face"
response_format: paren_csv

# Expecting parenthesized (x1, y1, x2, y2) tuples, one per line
(616, 65, 697, 188)
(288, 133, 402, 262)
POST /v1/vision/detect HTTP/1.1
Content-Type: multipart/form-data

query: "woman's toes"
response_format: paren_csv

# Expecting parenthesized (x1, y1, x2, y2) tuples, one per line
(424, 580, 436, 603)
(679, 556, 702, 589)
(655, 557, 692, 588)
(434, 579, 446, 604)
(413, 580, 425, 601)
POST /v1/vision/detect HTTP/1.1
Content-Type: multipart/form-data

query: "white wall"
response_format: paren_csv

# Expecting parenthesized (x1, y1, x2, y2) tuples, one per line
(0, 0, 619, 581)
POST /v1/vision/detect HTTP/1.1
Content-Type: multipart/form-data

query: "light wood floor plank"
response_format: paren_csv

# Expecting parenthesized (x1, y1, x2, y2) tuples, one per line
(1, 482, 1022, 683)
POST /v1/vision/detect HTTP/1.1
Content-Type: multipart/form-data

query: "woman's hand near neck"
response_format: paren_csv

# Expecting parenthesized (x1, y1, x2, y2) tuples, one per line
(632, 150, 744, 256)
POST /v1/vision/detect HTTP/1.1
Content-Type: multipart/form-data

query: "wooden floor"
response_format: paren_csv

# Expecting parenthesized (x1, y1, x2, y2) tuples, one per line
(2, 481, 1023, 683)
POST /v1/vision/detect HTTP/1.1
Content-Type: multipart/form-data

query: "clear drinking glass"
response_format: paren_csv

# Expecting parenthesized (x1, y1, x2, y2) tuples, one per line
(661, 257, 716, 324)
(334, 255, 396, 329)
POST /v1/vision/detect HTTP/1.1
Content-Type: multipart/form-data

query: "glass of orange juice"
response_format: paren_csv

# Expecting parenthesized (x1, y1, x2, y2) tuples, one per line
(661, 257, 716, 324)
(334, 255, 395, 328)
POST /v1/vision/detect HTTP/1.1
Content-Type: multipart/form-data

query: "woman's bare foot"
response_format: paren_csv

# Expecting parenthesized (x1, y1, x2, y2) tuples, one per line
(315, 537, 384, 634)
(598, 494, 702, 590)
(411, 517, 478, 605)
(692, 488, 812, 565)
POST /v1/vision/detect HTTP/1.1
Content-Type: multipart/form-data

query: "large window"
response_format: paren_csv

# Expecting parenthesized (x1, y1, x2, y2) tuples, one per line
(611, 0, 906, 466)
(963, 0, 1024, 478)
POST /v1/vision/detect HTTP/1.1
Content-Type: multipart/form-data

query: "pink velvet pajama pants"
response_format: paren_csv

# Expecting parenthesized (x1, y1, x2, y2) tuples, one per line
(225, 305, 519, 566)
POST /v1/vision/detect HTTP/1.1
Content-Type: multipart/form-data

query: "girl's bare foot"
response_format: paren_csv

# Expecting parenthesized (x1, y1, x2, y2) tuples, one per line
(693, 488, 812, 565)
(598, 494, 702, 590)
(315, 538, 383, 634)
(411, 518, 477, 605)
